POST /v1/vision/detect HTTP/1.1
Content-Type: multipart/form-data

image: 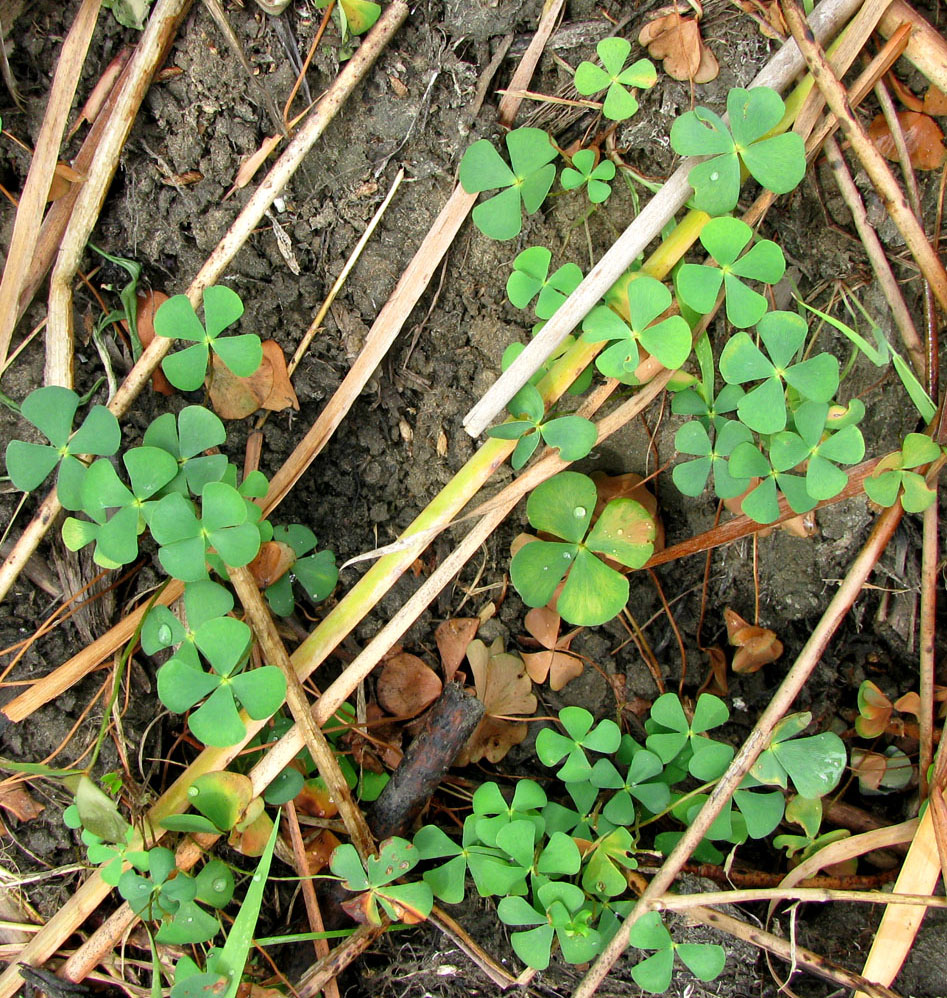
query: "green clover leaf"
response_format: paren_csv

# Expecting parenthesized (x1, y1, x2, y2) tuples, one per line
(727, 441, 818, 524)
(864, 432, 942, 512)
(672, 417, 753, 499)
(142, 406, 229, 496)
(506, 247, 583, 319)
(263, 524, 338, 616)
(574, 38, 656, 121)
(561, 149, 616, 203)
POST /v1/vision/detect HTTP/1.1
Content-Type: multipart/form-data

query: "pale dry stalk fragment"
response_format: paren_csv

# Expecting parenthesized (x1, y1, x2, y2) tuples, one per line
(462, 0, 872, 437)
(295, 923, 383, 998)
(823, 137, 926, 374)
(0, 0, 409, 606)
(496, 0, 565, 127)
(781, 0, 947, 315)
(575, 502, 904, 997)
(0, 0, 102, 371)
(877, 0, 947, 96)
(918, 498, 937, 795)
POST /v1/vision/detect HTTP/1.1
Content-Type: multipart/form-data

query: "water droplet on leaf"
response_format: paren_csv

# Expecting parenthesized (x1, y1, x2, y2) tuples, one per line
(157, 624, 172, 645)
(212, 877, 227, 892)
(573, 506, 587, 518)
(710, 171, 719, 181)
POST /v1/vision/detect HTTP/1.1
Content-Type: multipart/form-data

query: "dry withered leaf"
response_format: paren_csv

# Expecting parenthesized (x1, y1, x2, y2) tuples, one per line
(435, 617, 479, 682)
(854, 680, 895, 738)
(699, 645, 729, 696)
(735, 0, 787, 39)
(868, 111, 947, 171)
(227, 134, 283, 199)
(69, 47, 133, 139)
(923, 85, 947, 117)
(160, 169, 203, 187)
(295, 778, 339, 819)
(209, 339, 299, 419)
(376, 652, 443, 718)
(638, 12, 718, 83)
(0, 783, 44, 823)
(724, 607, 783, 674)
(47, 162, 86, 202)
(303, 829, 341, 875)
(457, 637, 537, 765)
(521, 606, 584, 691)
(248, 540, 296, 589)
(133, 290, 174, 395)
(591, 471, 665, 553)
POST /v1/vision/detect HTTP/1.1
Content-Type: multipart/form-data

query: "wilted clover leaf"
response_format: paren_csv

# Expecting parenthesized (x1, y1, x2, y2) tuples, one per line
(510, 471, 655, 626)
(5, 386, 120, 510)
(863, 432, 942, 512)
(670, 86, 805, 215)
(677, 216, 786, 328)
(156, 286, 262, 392)
(459, 128, 558, 240)
(574, 38, 657, 121)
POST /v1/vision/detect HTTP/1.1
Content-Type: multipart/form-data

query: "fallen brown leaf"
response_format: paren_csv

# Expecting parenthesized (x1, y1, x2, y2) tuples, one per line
(724, 607, 783, 674)
(638, 12, 718, 83)
(868, 110, 947, 171)
(0, 783, 44, 823)
(734, 0, 787, 39)
(248, 540, 296, 589)
(923, 85, 947, 117)
(132, 290, 174, 395)
(303, 829, 341, 875)
(435, 617, 479, 682)
(521, 606, 584, 691)
(209, 339, 299, 420)
(457, 637, 537, 765)
(68, 47, 133, 139)
(376, 652, 442, 718)
(226, 133, 282, 199)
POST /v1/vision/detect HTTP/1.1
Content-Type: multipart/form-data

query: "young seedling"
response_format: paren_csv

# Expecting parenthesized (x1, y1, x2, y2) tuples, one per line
(459, 128, 558, 240)
(863, 432, 941, 512)
(573, 38, 657, 121)
(263, 524, 338, 616)
(4, 386, 120, 510)
(487, 382, 597, 469)
(676, 216, 786, 328)
(536, 705, 621, 782)
(669, 86, 805, 216)
(155, 286, 262, 392)
(142, 405, 229, 497)
(628, 910, 726, 993)
(330, 836, 433, 925)
(719, 310, 839, 434)
(768, 400, 865, 501)
(561, 149, 616, 203)
(510, 472, 655, 626)
(506, 247, 583, 319)
(156, 613, 286, 747)
(581, 275, 693, 382)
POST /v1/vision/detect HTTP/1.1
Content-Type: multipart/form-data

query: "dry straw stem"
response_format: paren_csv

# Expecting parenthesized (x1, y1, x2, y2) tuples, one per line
(782, 0, 947, 314)
(687, 906, 901, 998)
(44, 0, 194, 388)
(461, 0, 869, 437)
(655, 887, 947, 911)
(877, 0, 947, 94)
(919, 499, 937, 795)
(823, 137, 925, 375)
(496, 0, 565, 127)
(0, 0, 409, 606)
(228, 563, 376, 862)
(296, 923, 383, 998)
(574, 501, 905, 997)
(0, 0, 102, 372)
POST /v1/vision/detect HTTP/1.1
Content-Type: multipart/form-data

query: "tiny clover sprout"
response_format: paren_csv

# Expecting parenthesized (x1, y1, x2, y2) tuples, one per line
(511, 472, 655, 626)
(750, 711, 847, 798)
(769, 400, 865, 502)
(149, 481, 262, 582)
(581, 827, 638, 898)
(628, 910, 726, 993)
(155, 285, 262, 392)
(719, 310, 839, 434)
(506, 247, 583, 320)
(64, 785, 149, 886)
(142, 405, 228, 497)
(676, 216, 786, 329)
(672, 417, 753, 499)
(487, 383, 597, 470)
(561, 149, 616, 203)
(330, 836, 433, 926)
(590, 746, 670, 825)
(645, 693, 733, 780)
(864, 432, 942, 513)
(264, 525, 338, 616)
(5, 386, 120, 510)
(536, 705, 621, 782)
(498, 881, 601, 969)
(669, 86, 805, 216)
(582, 276, 692, 382)
(61, 446, 179, 568)
(118, 846, 234, 945)
(574, 38, 657, 122)
(156, 613, 286, 746)
(459, 128, 558, 241)
(727, 440, 816, 524)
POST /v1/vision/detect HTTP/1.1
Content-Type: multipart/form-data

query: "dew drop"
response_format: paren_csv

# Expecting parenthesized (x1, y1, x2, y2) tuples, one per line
(710, 171, 719, 181)
(187, 786, 199, 798)
(185, 917, 193, 923)
(253, 874, 261, 883)
(157, 624, 173, 645)
(616, 529, 624, 536)
(562, 551, 571, 559)
(212, 877, 227, 893)
(573, 506, 587, 518)
(543, 566, 549, 571)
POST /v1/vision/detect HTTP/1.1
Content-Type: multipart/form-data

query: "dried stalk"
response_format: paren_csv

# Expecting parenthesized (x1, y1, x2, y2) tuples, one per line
(781, 0, 947, 314)
(575, 501, 904, 997)
(655, 887, 947, 910)
(462, 0, 870, 437)
(877, 0, 947, 95)
(295, 923, 383, 998)
(0, 0, 102, 371)
(919, 499, 937, 796)
(496, 0, 564, 127)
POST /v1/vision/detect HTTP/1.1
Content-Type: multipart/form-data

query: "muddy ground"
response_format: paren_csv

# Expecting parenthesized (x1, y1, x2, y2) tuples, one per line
(0, 0, 945, 995)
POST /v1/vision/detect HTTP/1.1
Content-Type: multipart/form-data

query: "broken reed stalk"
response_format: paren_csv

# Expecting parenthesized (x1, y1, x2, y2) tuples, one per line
(782, 0, 947, 314)
(295, 924, 383, 998)
(496, 0, 565, 127)
(45, 0, 194, 389)
(877, 0, 947, 94)
(919, 500, 937, 796)
(654, 887, 947, 910)
(822, 137, 925, 375)
(687, 907, 901, 998)
(0, 0, 102, 372)
(0, 0, 409, 607)
(228, 563, 376, 862)
(574, 501, 904, 997)
(461, 0, 868, 437)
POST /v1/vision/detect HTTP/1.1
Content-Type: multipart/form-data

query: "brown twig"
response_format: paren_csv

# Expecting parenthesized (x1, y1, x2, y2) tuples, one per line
(294, 923, 383, 998)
